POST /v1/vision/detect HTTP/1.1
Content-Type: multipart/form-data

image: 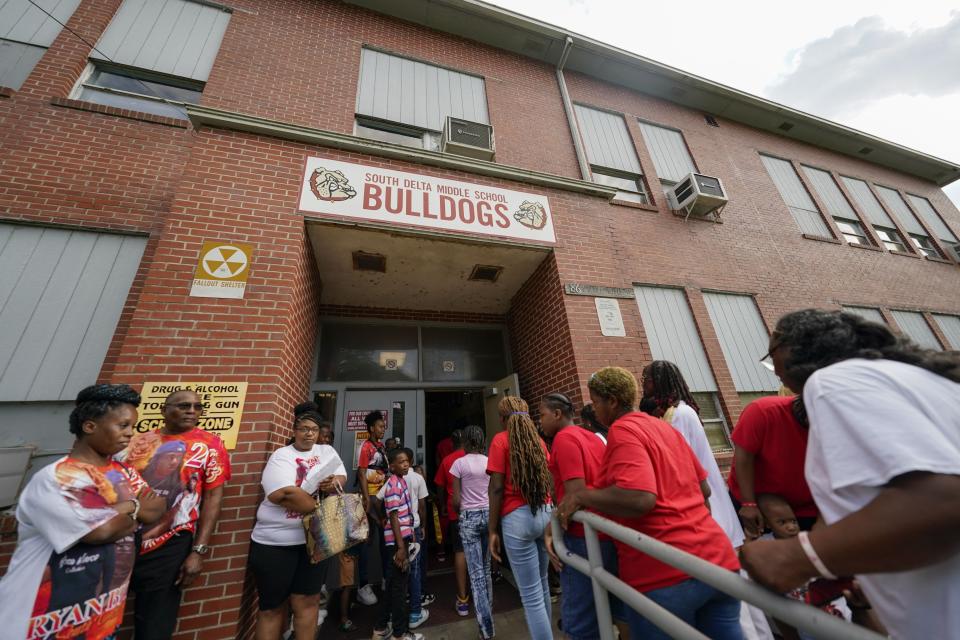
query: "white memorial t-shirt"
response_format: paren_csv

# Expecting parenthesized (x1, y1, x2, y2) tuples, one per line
(804, 358, 960, 640)
(252, 444, 346, 546)
(0, 457, 147, 640)
(378, 469, 428, 528)
(668, 401, 745, 549)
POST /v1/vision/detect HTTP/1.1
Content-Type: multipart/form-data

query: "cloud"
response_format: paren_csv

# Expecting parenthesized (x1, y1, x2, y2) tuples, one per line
(766, 12, 960, 117)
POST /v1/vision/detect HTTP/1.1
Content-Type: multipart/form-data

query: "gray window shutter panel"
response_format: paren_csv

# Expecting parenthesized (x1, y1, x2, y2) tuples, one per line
(801, 166, 856, 220)
(356, 48, 489, 131)
(841, 306, 886, 325)
(702, 293, 780, 392)
(906, 195, 958, 242)
(634, 286, 717, 392)
(875, 186, 926, 236)
(0, 225, 147, 401)
(91, 0, 231, 82)
(573, 105, 642, 174)
(637, 122, 696, 182)
(0, 0, 81, 47)
(760, 155, 831, 236)
(890, 310, 942, 351)
(933, 314, 960, 349)
(0, 39, 45, 89)
(841, 177, 895, 228)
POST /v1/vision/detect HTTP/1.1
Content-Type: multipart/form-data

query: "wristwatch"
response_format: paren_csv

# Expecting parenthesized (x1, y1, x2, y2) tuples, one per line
(192, 544, 211, 555)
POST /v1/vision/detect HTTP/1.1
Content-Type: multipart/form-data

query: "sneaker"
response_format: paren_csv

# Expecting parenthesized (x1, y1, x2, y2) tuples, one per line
(317, 609, 328, 626)
(393, 634, 424, 640)
(319, 584, 329, 607)
(407, 542, 421, 563)
(357, 584, 378, 606)
(371, 623, 392, 640)
(409, 609, 430, 629)
(456, 595, 470, 617)
(339, 620, 356, 633)
(420, 593, 436, 606)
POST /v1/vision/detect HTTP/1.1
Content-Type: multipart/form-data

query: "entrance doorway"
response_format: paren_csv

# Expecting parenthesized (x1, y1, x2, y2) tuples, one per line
(334, 389, 419, 487)
(424, 389, 483, 477)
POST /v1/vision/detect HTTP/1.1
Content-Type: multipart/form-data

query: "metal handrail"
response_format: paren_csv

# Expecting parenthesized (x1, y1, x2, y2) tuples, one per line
(551, 512, 886, 640)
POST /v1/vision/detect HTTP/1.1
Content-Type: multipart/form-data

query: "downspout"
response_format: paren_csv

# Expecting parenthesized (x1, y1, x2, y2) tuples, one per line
(556, 36, 592, 181)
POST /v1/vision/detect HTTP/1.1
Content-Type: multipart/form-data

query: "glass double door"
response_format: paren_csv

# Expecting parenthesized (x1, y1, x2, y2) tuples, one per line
(335, 389, 419, 487)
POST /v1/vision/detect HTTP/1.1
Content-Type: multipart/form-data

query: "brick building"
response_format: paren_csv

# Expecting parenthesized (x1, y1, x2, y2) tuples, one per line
(1, 0, 959, 637)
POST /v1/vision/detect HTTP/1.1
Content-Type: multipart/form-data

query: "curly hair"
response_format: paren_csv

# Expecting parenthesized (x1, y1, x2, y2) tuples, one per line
(587, 366, 638, 410)
(775, 309, 960, 388)
(498, 396, 551, 513)
(643, 360, 700, 415)
(462, 424, 486, 454)
(364, 410, 384, 430)
(69, 384, 141, 437)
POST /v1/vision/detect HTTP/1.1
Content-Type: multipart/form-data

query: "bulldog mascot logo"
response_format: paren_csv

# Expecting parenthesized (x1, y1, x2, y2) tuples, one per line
(513, 200, 548, 230)
(309, 167, 357, 202)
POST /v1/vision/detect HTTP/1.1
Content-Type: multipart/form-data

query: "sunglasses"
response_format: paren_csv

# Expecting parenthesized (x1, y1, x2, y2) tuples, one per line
(167, 402, 205, 412)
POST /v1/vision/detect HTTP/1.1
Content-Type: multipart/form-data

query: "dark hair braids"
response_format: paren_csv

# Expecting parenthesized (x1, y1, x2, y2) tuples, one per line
(498, 396, 551, 513)
(69, 384, 141, 437)
(541, 393, 575, 419)
(580, 403, 607, 435)
(462, 424, 486, 454)
(294, 401, 320, 419)
(644, 360, 699, 414)
(776, 309, 960, 388)
(286, 411, 325, 446)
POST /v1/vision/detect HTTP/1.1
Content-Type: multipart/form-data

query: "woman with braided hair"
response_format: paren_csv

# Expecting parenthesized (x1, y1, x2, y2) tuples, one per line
(487, 395, 554, 640)
(740, 309, 960, 640)
(558, 367, 742, 640)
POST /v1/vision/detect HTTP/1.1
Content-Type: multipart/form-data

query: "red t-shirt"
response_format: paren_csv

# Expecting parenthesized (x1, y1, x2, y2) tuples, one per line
(358, 439, 388, 496)
(727, 396, 817, 517)
(435, 437, 454, 469)
(116, 428, 231, 554)
(486, 430, 551, 518)
(549, 425, 606, 538)
(434, 449, 466, 523)
(604, 412, 739, 592)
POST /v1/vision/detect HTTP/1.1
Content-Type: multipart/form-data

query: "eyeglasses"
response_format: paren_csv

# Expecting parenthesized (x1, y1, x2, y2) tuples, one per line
(295, 426, 320, 434)
(167, 402, 204, 412)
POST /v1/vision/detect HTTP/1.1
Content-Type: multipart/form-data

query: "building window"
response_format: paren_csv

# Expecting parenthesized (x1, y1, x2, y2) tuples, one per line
(759, 155, 833, 237)
(355, 48, 488, 150)
(909, 234, 941, 258)
(634, 285, 732, 452)
(76, 63, 202, 119)
(874, 227, 908, 252)
(932, 314, 960, 349)
(573, 105, 650, 204)
(590, 166, 649, 205)
(835, 219, 871, 245)
(73, 0, 230, 118)
(637, 121, 697, 190)
(0, 0, 81, 89)
(802, 166, 874, 246)
(874, 185, 943, 258)
(841, 306, 886, 325)
(906, 194, 960, 261)
(354, 117, 440, 151)
(890, 310, 943, 350)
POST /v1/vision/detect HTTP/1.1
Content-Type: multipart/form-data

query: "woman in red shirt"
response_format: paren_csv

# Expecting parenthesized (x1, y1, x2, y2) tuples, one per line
(558, 367, 743, 640)
(487, 395, 554, 640)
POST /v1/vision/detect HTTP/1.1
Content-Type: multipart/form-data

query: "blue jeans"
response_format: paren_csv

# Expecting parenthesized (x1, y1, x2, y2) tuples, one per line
(460, 509, 494, 639)
(560, 534, 619, 640)
(502, 505, 554, 640)
(625, 577, 743, 640)
(409, 528, 425, 615)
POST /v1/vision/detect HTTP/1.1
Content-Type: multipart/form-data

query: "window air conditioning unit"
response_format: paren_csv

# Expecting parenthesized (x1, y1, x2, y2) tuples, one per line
(668, 173, 728, 221)
(442, 116, 495, 161)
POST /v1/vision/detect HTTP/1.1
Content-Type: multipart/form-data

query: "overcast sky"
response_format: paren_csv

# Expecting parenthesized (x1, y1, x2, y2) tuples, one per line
(486, 0, 960, 208)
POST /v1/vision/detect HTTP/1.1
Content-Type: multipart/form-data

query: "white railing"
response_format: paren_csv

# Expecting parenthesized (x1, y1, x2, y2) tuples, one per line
(550, 512, 886, 640)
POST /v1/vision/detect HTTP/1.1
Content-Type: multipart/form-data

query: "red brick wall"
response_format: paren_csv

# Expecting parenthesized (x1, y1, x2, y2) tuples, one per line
(1, 0, 959, 637)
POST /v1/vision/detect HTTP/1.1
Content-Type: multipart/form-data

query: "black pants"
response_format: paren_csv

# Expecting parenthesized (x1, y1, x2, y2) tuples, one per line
(376, 541, 411, 636)
(130, 532, 193, 640)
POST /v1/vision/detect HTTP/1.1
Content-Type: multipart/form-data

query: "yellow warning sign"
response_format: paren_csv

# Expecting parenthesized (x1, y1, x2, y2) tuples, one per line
(190, 240, 254, 299)
(134, 381, 248, 449)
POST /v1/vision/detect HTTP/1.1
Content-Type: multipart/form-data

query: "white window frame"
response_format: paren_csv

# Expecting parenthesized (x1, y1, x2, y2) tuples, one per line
(353, 116, 440, 151)
(590, 166, 650, 205)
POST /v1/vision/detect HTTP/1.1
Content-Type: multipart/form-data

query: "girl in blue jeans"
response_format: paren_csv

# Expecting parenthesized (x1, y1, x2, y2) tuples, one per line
(487, 396, 554, 640)
(452, 425, 494, 638)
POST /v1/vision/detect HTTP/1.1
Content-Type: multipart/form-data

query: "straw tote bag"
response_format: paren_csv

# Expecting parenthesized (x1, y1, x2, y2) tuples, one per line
(303, 482, 369, 564)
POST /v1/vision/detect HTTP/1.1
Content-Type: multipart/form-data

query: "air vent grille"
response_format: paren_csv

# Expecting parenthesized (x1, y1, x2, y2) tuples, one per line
(352, 251, 386, 272)
(448, 118, 492, 149)
(469, 264, 503, 282)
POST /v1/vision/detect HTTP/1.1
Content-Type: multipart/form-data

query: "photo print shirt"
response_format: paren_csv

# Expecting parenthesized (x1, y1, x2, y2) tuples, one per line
(115, 428, 231, 554)
(0, 457, 147, 640)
